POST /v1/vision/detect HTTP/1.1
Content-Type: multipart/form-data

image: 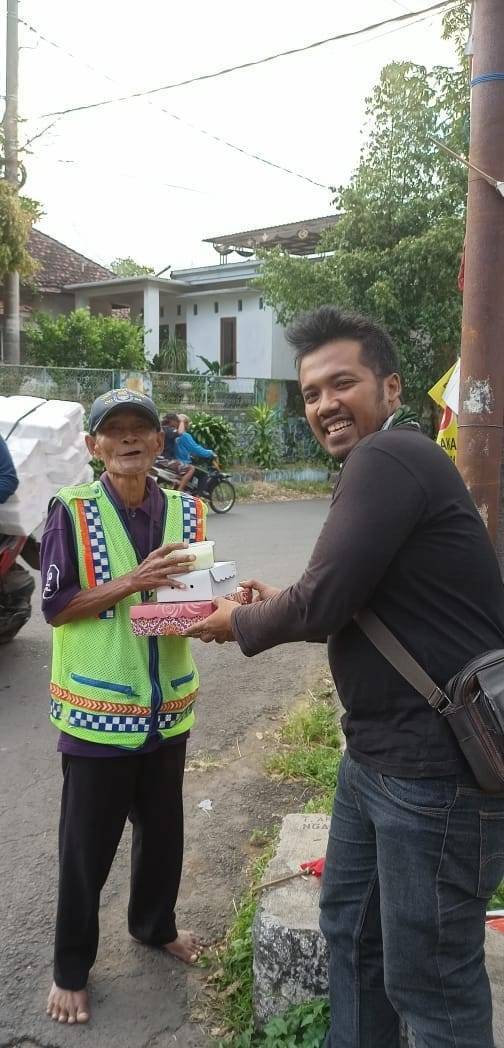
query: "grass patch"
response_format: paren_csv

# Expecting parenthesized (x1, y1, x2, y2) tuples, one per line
(249, 827, 277, 848)
(490, 881, 504, 910)
(280, 479, 333, 496)
(234, 480, 332, 501)
(235, 483, 255, 498)
(266, 681, 341, 814)
(208, 846, 275, 1041)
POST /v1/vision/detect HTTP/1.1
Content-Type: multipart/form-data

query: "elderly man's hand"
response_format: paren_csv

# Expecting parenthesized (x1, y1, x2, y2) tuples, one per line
(184, 597, 236, 644)
(127, 543, 195, 594)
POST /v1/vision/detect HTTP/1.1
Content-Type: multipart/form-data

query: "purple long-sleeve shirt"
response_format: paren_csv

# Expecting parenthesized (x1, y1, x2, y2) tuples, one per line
(40, 473, 188, 757)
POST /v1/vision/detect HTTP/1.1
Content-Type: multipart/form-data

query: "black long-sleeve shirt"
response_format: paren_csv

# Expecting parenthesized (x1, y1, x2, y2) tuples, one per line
(232, 427, 504, 777)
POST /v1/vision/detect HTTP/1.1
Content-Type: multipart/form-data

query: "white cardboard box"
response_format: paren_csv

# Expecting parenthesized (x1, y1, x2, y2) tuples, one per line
(157, 561, 237, 603)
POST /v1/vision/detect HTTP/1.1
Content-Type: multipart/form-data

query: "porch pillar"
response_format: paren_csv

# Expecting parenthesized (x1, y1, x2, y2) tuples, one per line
(143, 285, 160, 361)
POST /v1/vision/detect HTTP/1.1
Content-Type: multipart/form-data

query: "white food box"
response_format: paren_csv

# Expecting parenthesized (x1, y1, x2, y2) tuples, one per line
(0, 396, 84, 443)
(157, 561, 238, 603)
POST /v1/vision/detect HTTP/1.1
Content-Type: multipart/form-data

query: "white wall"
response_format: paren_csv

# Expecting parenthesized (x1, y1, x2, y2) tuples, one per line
(159, 295, 183, 340)
(271, 317, 297, 379)
(184, 290, 273, 377)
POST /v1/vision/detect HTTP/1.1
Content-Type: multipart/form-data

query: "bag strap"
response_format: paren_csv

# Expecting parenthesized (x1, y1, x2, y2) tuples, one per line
(355, 609, 451, 712)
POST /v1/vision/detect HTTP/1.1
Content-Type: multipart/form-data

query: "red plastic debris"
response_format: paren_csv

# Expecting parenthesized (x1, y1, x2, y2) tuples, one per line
(300, 858, 325, 878)
(486, 916, 504, 935)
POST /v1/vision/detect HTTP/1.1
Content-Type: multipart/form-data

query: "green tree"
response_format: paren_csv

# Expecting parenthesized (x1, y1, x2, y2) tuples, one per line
(24, 309, 146, 369)
(0, 128, 42, 280)
(110, 257, 155, 277)
(258, 3, 471, 415)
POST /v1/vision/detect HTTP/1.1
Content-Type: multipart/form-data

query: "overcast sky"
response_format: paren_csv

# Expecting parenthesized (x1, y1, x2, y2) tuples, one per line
(3, 1, 458, 272)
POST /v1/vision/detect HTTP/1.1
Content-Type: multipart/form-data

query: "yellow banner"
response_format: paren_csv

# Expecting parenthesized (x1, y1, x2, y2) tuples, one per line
(436, 406, 457, 463)
(428, 363, 457, 408)
(428, 364, 458, 463)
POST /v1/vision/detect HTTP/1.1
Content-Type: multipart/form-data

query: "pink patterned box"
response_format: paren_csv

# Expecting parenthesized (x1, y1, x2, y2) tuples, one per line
(130, 601, 215, 637)
(130, 588, 252, 637)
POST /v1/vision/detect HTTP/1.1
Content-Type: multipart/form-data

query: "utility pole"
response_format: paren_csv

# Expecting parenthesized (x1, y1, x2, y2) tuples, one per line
(457, 0, 504, 558)
(3, 0, 20, 363)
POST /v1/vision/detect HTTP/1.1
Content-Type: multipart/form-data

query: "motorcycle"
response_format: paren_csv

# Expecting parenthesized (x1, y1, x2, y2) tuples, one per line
(152, 459, 236, 514)
(0, 533, 39, 643)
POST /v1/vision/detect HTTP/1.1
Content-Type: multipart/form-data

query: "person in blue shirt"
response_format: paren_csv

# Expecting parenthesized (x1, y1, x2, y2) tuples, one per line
(0, 434, 19, 504)
(158, 413, 195, 493)
(175, 414, 216, 466)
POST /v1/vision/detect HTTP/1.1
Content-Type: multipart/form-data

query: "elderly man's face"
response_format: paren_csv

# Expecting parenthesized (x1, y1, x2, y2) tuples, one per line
(86, 409, 164, 476)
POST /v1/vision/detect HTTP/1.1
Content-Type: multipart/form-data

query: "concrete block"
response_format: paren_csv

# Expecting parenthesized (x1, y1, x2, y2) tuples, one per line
(252, 813, 330, 1026)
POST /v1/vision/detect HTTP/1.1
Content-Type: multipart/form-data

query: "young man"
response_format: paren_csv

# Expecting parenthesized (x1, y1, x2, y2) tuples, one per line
(41, 389, 206, 1026)
(186, 308, 504, 1047)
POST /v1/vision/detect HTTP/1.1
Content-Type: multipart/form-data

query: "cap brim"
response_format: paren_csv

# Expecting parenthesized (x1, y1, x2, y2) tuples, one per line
(91, 403, 160, 434)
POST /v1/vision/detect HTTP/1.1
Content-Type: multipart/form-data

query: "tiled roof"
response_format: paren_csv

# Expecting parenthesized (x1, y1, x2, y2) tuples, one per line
(26, 229, 112, 291)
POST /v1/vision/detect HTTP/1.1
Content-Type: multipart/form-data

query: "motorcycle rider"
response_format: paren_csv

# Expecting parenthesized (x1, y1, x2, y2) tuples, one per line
(159, 413, 195, 492)
(173, 414, 217, 495)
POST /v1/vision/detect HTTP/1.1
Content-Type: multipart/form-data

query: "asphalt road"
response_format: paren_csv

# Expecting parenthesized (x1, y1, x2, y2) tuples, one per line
(0, 498, 330, 1048)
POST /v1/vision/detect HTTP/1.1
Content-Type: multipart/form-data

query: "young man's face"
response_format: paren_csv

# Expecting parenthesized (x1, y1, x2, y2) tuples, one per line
(86, 409, 164, 476)
(299, 339, 401, 461)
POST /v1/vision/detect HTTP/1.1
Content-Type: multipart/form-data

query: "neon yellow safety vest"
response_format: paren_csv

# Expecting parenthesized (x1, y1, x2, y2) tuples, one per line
(49, 480, 207, 749)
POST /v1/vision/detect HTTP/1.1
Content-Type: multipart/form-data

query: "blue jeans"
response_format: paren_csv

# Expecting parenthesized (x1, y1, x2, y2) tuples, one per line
(319, 752, 504, 1047)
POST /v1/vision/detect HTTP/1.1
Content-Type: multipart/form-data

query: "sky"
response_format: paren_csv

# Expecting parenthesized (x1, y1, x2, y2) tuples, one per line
(2, 0, 459, 272)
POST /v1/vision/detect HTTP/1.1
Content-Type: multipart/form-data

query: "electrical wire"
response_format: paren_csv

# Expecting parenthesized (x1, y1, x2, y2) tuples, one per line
(19, 21, 331, 189)
(25, 1, 456, 120)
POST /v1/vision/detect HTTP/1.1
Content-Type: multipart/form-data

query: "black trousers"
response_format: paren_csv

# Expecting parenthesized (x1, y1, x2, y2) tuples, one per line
(53, 740, 187, 990)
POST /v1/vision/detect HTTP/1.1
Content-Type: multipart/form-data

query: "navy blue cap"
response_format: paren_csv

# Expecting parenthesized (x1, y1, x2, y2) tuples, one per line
(88, 388, 160, 435)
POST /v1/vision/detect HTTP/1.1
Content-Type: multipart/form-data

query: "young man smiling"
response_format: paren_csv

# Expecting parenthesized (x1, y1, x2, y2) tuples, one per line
(41, 389, 206, 1026)
(186, 308, 504, 1047)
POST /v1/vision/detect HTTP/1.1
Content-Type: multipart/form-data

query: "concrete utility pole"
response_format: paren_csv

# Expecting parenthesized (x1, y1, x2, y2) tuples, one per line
(3, 0, 20, 363)
(457, 0, 504, 554)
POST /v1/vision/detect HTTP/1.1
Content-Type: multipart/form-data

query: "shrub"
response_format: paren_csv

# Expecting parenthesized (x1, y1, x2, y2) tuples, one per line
(248, 404, 281, 470)
(188, 411, 235, 466)
(24, 309, 146, 370)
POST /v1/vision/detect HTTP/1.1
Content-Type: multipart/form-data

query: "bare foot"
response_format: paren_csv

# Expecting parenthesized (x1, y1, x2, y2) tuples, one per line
(164, 930, 204, 964)
(46, 982, 90, 1024)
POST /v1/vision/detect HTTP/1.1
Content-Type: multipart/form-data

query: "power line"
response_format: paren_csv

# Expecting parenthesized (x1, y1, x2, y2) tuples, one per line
(36, 155, 207, 195)
(19, 21, 331, 189)
(27, 1, 456, 120)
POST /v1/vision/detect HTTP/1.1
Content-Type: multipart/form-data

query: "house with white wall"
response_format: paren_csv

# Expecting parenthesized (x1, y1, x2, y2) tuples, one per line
(6, 216, 340, 378)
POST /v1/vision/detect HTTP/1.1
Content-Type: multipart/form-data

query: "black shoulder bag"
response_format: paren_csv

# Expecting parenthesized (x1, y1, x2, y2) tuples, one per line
(355, 609, 504, 794)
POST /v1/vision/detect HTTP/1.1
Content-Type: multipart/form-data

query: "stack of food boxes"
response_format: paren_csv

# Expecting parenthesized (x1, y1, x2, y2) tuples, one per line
(130, 540, 251, 636)
(0, 396, 93, 536)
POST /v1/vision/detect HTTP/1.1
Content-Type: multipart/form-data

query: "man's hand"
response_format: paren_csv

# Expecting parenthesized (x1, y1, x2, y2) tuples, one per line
(241, 578, 282, 602)
(184, 597, 236, 643)
(128, 543, 195, 594)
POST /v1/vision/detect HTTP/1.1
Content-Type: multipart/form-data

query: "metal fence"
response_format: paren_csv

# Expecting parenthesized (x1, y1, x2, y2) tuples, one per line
(0, 363, 320, 465)
(0, 364, 304, 414)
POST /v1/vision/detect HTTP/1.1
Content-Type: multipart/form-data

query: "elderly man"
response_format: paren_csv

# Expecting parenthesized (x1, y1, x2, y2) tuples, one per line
(187, 308, 504, 1048)
(41, 389, 207, 1026)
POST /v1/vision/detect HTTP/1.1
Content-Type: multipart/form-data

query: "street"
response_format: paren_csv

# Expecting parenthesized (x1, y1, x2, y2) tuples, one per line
(0, 499, 330, 1047)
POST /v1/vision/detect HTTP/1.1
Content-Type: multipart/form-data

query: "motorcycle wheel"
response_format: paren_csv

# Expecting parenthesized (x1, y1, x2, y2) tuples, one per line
(208, 479, 236, 514)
